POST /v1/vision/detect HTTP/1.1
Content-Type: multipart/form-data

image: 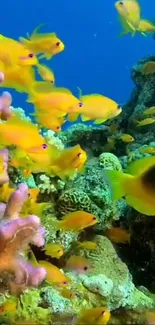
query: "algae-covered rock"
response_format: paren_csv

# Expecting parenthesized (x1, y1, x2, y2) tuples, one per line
(78, 235, 154, 310)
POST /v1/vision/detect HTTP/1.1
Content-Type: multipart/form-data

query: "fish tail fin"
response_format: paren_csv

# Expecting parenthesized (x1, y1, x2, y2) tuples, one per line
(104, 170, 127, 200)
(54, 220, 64, 230)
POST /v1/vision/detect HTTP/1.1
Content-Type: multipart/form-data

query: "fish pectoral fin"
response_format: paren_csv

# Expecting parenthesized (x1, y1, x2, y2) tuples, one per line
(67, 113, 79, 122)
(126, 195, 155, 216)
(141, 32, 147, 37)
(94, 118, 107, 124)
(81, 115, 90, 122)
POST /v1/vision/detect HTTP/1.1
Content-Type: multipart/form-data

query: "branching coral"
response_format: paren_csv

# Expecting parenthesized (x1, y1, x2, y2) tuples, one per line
(0, 183, 46, 294)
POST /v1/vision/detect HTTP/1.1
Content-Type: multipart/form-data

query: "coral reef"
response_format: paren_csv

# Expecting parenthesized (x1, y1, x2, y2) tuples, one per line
(2, 56, 155, 325)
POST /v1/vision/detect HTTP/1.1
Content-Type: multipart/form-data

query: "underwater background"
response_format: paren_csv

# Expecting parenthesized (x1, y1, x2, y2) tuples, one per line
(2, 0, 155, 324)
(1, 0, 155, 121)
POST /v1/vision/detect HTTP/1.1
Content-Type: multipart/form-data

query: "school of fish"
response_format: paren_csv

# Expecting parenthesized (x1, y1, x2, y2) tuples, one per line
(0, 5, 155, 323)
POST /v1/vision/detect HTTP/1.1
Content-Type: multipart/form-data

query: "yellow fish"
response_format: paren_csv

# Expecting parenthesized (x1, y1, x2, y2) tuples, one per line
(68, 91, 122, 124)
(141, 61, 155, 75)
(20, 24, 65, 60)
(139, 146, 155, 154)
(137, 19, 155, 34)
(115, 0, 141, 36)
(144, 106, 155, 115)
(77, 307, 111, 325)
(136, 118, 155, 127)
(0, 34, 38, 67)
(77, 241, 97, 250)
(0, 182, 14, 202)
(104, 156, 155, 215)
(42, 243, 64, 259)
(27, 82, 83, 115)
(1, 65, 36, 93)
(37, 63, 55, 84)
(60, 288, 76, 299)
(120, 134, 134, 142)
(56, 211, 98, 231)
(32, 110, 65, 132)
(0, 113, 48, 153)
(29, 250, 70, 286)
(0, 297, 17, 314)
(50, 144, 87, 179)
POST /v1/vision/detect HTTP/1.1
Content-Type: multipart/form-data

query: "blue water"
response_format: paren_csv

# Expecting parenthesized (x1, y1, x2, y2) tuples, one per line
(1, 0, 155, 116)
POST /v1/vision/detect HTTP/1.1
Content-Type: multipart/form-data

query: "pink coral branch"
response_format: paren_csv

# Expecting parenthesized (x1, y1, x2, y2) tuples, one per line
(0, 184, 46, 293)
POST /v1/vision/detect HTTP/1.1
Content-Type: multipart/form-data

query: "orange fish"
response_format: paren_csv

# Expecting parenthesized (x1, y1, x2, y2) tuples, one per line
(77, 307, 111, 325)
(66, 255, 91, 273)
(56, 211, 98, 231)
(29, 250, 70, 286)
(32, 110, 65, 132)
(105, 227, 131, 244)
(38, 260, 70, 286)
(0, 113, 48, 153)
(27, 83, 83, 115)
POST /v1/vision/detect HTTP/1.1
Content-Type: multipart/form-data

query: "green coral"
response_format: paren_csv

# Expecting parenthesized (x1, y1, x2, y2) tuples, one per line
(0, 289, 51, 325)
(57, 189, 103, 216)
(98, 152, 122, 171)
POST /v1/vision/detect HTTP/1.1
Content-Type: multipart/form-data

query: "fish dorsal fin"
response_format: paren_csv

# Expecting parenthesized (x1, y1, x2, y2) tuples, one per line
(32, 82, 71, 94)
(77, 87, 83, 99)
(126, 156, 155, 176)
(32, 81, 56, 93)
(30, 23, 46, 38)
(52, 87, 72, 94)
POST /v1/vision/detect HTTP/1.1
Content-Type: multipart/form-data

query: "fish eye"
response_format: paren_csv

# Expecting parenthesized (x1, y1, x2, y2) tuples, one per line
(42, 143, 48, 149)
(27, 193, 31, 197)
(56, 41, 61, 46)
(28, 53, 34, 58)
(119, 1, 123, 5)
(84, 266, 88, 271)
(50, 80, 54, 83)
(78, 102, 83, 108)
(56, 126, 60, 130)
(117, 104, 121, 109)
(101, 311, 105, 315)
(57, 249, 61, 253)
(77, 152, 81, 157)
(63, 281, 67, 285)
(92, 217, 96, 221)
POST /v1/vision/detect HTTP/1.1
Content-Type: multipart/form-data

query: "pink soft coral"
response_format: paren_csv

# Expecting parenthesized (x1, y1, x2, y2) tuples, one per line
(0, 183, 46, 294)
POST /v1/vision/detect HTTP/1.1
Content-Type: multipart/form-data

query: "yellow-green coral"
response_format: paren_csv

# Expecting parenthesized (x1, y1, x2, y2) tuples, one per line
(99, 152, 122, 171)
